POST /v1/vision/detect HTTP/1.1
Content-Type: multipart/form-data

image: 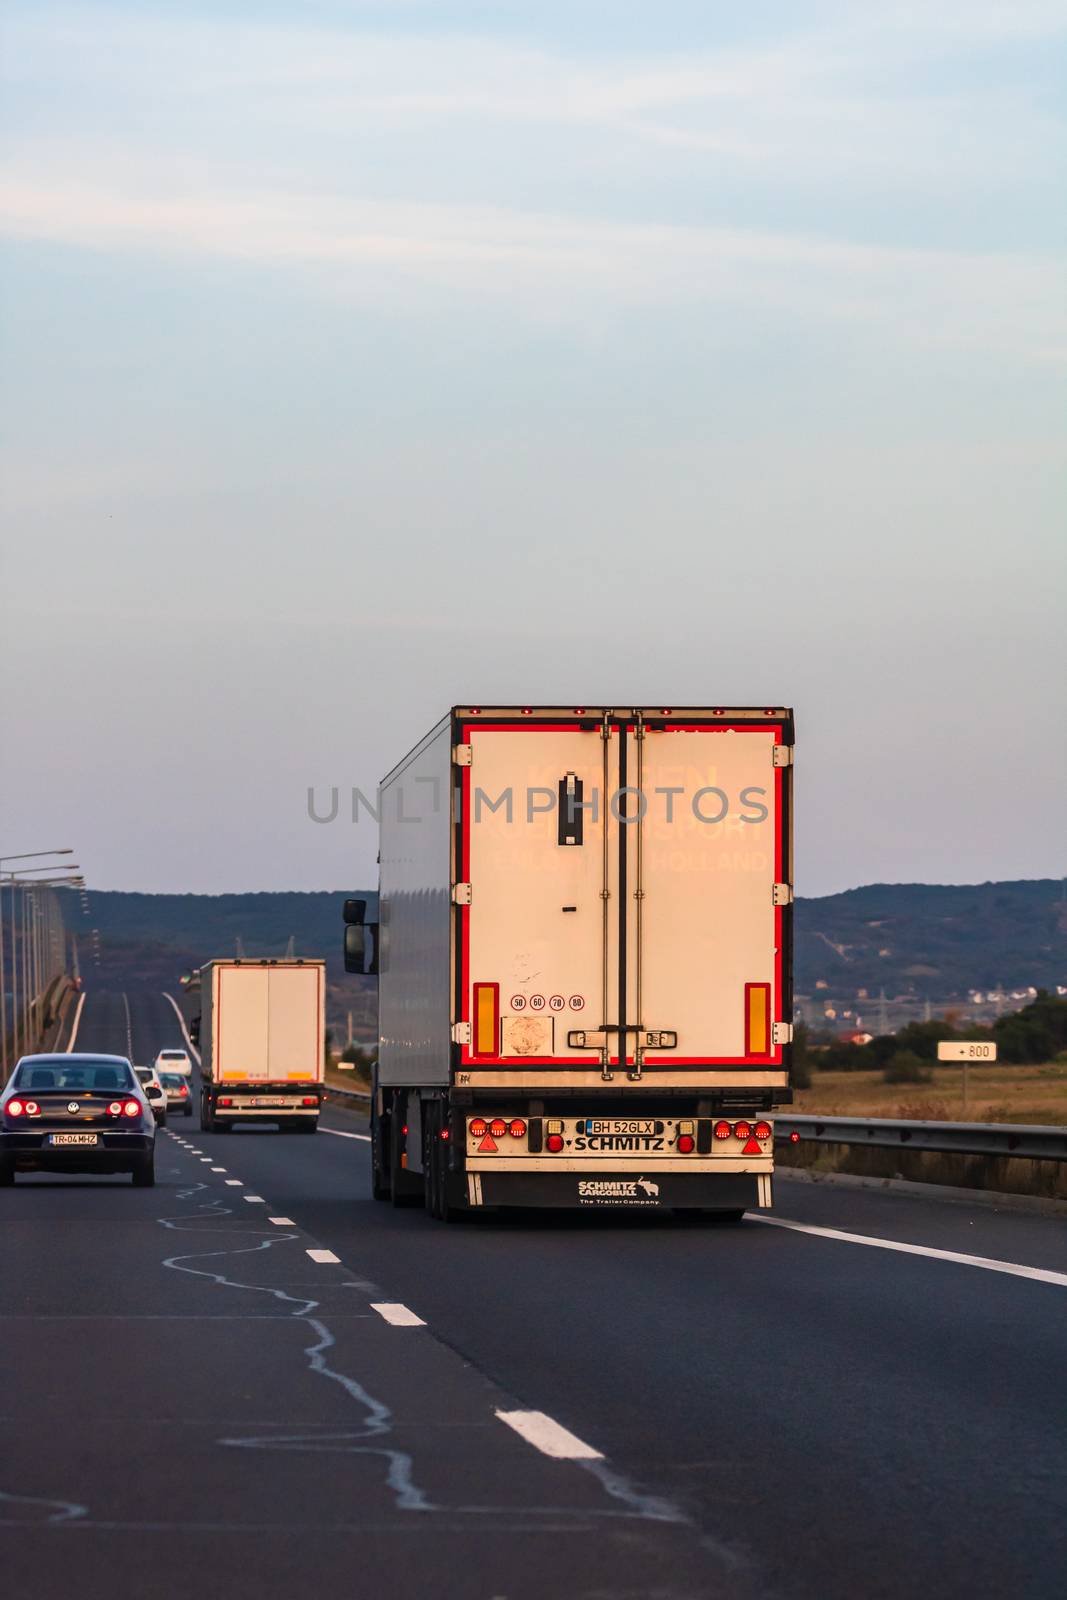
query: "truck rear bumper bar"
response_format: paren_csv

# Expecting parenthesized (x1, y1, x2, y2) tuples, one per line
(466, 1171, 771, 1210)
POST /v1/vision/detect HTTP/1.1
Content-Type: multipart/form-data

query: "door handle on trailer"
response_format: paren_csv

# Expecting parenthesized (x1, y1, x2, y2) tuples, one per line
(558, 772, 585, 846)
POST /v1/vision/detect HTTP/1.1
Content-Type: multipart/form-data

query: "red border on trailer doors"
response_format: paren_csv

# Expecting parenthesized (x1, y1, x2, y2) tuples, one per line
(457, 720, 787, 1069)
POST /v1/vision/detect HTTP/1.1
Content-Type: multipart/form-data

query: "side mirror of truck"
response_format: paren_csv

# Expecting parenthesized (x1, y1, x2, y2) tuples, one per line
(189, 1015, 201, 1045)
(343, 898, 367, 926)
(344, 921, 379, 975)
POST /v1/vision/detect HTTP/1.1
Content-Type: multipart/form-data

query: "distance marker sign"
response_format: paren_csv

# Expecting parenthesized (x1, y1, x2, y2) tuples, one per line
(937, 1041, 997, 1061)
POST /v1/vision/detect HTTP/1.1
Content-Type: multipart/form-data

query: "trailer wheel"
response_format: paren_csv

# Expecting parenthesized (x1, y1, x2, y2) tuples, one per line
(389, 1096, 422, 1207)
(425, 1101, 465, 1223)
(370, 1102, 390, 1201)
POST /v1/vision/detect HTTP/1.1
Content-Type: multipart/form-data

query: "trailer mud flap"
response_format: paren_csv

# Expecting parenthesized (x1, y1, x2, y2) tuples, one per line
(474, 1171, 764, 1210)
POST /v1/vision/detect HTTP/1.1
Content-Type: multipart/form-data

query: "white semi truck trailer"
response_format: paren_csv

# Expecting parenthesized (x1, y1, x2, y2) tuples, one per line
(344, 706, 794, 1218)
(197, 958, 326, 1133)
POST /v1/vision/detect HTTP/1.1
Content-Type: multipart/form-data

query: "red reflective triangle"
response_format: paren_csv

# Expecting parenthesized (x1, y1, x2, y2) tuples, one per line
(743, 1137, 763, 1154)
(478, 1133, 498, 1152)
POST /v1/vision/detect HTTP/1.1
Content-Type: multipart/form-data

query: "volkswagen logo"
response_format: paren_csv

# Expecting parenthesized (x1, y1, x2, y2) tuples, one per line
(67, 1101, 80, 1114)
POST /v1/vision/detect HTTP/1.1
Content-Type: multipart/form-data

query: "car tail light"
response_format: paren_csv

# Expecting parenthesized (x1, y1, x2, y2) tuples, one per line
(489, 1118, 508, 1139)
(469, 1117, 487, 1138)
(734, 1121, 752, 1141)
(24, 1100, 40, 1117)
(7, 1098, 25, 1117)
(677, 1134, 695, 1153)
(754, 1120, 772, 1140)
(179, 1086, 188, 1097)
(713, 1119, 732, 1140)
(546, 1133, 564, 1153)
(508, 1119, 527, 1138)
(122, 1100, 140, 1118)
(108, 1101, 123, 1116)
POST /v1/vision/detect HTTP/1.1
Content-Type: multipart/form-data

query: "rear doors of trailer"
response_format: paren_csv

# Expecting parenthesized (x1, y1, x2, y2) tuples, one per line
(454, 710, 792, 1082)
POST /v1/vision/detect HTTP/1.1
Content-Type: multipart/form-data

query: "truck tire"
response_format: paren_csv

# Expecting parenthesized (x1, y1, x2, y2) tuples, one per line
(201, 1091, 214, 1132)
(370, 1103, 390, 1202)
(425, 1101, 465, 1223)
(389, 1096, 422, 1207)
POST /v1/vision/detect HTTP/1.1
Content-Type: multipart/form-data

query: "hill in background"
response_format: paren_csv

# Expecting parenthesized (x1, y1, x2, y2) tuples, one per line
(75, 880, 1066, 1042)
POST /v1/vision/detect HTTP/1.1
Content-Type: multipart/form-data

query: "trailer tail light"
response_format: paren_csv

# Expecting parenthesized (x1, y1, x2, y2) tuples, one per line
(713, 1120, 732, 1141)
(122, 1100, 141, 1118)
(790, 1130, 801, 1144)
(754, 1121, 772, 1141)
(302, 1097, 317, 1107)
(677, 1134, 695, 1154)
(472, 983, 499, 1057)
(489, 1118, 508, 1139)
(745, 983, 771, 1056)
(219, 1097, 234, 1107)
(469, 1118, 488, 1139)
(508, 1119, 527, 1138)
(546, 1133, 564, 1153)
(440, 1127, 450, 1141)
(733, 1121, 752, 1142)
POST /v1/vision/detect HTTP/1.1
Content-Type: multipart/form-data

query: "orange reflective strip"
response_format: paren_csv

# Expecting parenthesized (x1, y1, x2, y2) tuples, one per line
(745, 982, 771, 1056)
(473, 983, 499, 1057)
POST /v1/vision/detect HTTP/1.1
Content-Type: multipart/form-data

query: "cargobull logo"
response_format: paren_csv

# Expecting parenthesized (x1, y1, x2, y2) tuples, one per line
(577, 1176, 662, 1206)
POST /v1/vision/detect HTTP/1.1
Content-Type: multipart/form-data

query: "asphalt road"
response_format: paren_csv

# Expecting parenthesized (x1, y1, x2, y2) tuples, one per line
(2, 989, 1065, 1600)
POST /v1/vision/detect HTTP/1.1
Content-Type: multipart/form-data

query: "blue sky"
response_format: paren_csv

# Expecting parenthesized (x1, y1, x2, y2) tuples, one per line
(1, 1, 1064, 895)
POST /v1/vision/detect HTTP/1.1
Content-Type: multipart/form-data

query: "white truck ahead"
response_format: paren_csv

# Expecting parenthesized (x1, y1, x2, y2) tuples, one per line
(344, 706, 794, 1218)
(197, 958, 325, 1133)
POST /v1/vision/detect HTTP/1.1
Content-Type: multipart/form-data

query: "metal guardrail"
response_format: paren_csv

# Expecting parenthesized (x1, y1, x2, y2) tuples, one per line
(775, 1114, 1067, 1163)
(319, 1094, 1067, 1161)
(323, 1082, 372, 1105)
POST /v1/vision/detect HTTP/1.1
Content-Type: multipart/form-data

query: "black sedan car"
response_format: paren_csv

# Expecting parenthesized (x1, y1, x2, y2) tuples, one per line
(0, 1054, 156, 1186)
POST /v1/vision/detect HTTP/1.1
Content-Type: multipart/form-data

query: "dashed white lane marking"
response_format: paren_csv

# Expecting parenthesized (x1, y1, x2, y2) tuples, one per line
(224, 1179, 243, 1187)
(200, 1158, 211, 1163)
(243, 1196, 266, 1204)
(495, 1410, 604, 1461)
(749, 1216, 1067, 1289)
(211, 1167, 226, 1173)
(320, 1127, 371, 1143)
(270, 1217, 295, 1227)
(64, 990, 87, 1052)
(307, 1249, 341, 1264)
(371, 1302, 426, 1327)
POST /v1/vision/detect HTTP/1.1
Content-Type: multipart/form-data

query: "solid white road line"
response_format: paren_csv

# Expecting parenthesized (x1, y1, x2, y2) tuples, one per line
(64, 991, 86, 1052)
(269, 1217, 295, 1226)
(224, 1179, 243, 1187)
(307, 1249, 340, 1264)
(495, 1410, 604, 1461)
(161, 991, 201, 1065)
(750, 1215, 1067, 1289)
(319, 1128, 372, 1143)
(370, 1303, 426, 1327)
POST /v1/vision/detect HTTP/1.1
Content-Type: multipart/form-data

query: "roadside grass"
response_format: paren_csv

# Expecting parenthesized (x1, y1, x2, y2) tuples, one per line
(795, 1062, 1067, 1125)
(784, 1063, 1067, 1201)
